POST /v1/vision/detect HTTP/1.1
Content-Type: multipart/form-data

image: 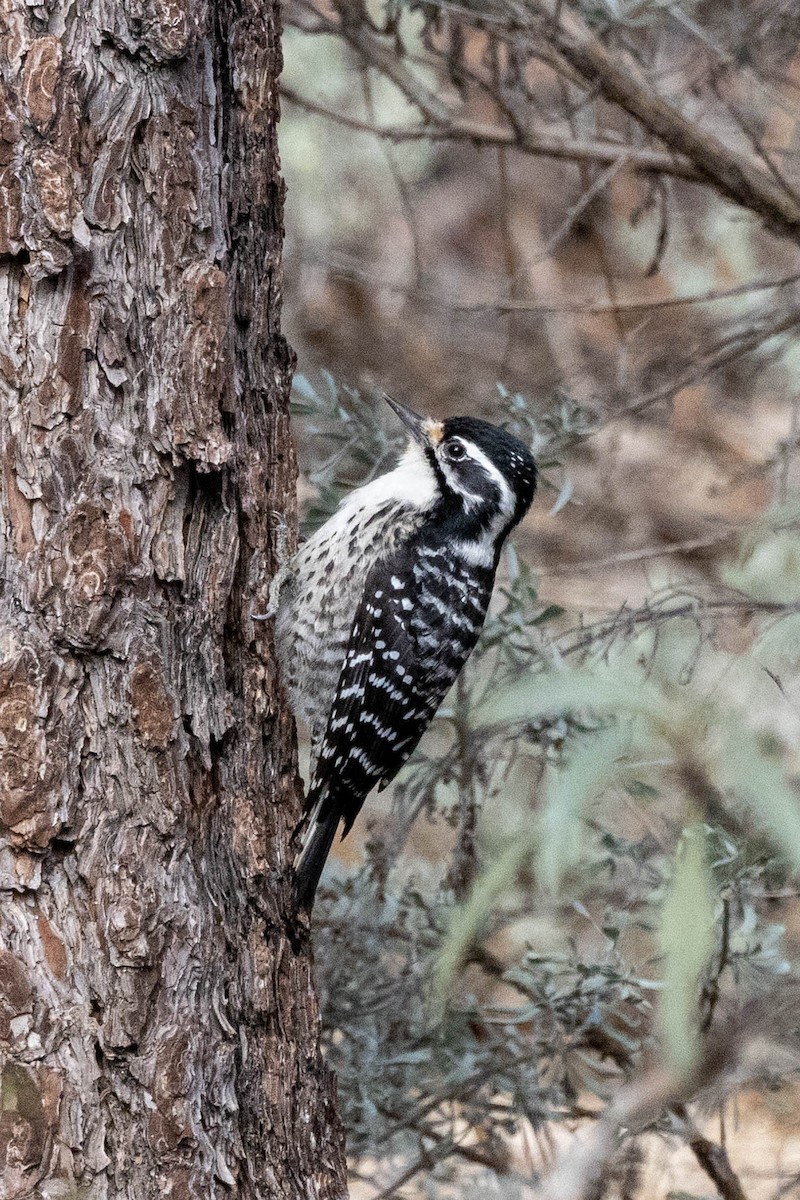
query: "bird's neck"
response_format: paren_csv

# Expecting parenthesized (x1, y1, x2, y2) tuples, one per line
(417, 495, 509, 570)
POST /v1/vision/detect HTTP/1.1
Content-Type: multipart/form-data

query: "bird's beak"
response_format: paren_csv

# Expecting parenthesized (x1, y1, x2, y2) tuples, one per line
(383, 394, 444, 446)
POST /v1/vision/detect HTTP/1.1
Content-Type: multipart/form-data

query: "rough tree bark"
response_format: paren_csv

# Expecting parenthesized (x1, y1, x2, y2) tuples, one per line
(0, 2, 347, 1197)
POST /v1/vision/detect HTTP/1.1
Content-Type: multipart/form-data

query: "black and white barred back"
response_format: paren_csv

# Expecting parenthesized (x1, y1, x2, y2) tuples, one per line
(275, 398, 537, 909)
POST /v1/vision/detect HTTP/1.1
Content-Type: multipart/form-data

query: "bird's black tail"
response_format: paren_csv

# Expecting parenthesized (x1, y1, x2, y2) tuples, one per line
(294, 803, 340, 911)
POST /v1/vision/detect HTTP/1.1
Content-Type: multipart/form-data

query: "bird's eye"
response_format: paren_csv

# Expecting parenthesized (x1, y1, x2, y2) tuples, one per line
(445, 440, 466, 461)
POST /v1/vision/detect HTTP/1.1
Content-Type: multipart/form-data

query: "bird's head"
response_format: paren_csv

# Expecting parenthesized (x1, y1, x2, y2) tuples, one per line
(384, 395, 537, 543)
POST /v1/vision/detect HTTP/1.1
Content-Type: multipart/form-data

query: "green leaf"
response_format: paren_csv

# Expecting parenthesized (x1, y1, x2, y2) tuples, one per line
(433, 844, 529, 1020)
(531, 604, 565, 626)
(474, 662, 664, 731)
(549, 476, 574, 516)
(659, 826, 716, 1081)
(538, 728, 627, 894)
(708, 712, 800, 874)
(625, 780, 661, 800)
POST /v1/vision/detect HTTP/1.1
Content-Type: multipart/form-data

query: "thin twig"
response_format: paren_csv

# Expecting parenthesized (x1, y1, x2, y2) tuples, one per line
(369, 1146, 438, 1200)
(294, 247, 800, 317)
(444, 672, 480, 899)
(672, 1103, 750, 1200)
(449, 272, 800, 315)
(534, 156, 630, 263)
(359, 65, 426, 291)
(615, 304, 800, 420)
(540, 531, 739, 577)
(280, 85, 702, 179)
(557, 596, 800, 659)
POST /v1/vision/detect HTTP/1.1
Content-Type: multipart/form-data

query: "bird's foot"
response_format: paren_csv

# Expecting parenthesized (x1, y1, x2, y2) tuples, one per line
(254, 512, 294, 621)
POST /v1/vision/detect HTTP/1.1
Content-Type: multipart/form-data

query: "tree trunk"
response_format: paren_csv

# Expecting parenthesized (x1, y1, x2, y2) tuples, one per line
(0, 2, 347, 1197)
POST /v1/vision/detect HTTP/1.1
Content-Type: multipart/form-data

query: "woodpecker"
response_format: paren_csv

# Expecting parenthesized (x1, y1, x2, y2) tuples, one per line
(275, 396, 537, 909)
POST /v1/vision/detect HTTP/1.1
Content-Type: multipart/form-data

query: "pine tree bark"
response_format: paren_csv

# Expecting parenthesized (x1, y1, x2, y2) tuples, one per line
(0, 2, 347, 1196)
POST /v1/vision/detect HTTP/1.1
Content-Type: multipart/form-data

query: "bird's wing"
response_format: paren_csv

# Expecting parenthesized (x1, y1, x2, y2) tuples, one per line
(307, 540, 494, 835)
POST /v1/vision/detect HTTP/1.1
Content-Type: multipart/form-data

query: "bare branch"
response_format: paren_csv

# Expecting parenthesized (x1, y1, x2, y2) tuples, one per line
(616, 303, 800, 419)
(672, 1104, 750, 1200)
(289, 0, 800, 267)
(281, 84, 702, 180)
(295, 246, 800, 317)
(540, 530, 740, 577)
(447, 272, 800, 316)
(332, 17, 454, 125)
(557, 595, 800, 660)
(531, 1, 800, 242)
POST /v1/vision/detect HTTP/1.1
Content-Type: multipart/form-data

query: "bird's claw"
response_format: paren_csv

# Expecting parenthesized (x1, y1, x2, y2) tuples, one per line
(254, 512, 294, 621)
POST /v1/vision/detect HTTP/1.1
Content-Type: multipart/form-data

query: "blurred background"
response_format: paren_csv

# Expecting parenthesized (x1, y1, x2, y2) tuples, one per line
(279, 2, 800, 1196)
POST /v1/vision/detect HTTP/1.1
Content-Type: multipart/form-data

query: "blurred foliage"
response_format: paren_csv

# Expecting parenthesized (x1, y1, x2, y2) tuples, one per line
(280, 0, 800, 1189)
(292, 373, 405, 531)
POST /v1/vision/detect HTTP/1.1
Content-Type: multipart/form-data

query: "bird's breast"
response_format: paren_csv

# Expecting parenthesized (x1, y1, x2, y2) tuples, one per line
(274, 498, 427, 751)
